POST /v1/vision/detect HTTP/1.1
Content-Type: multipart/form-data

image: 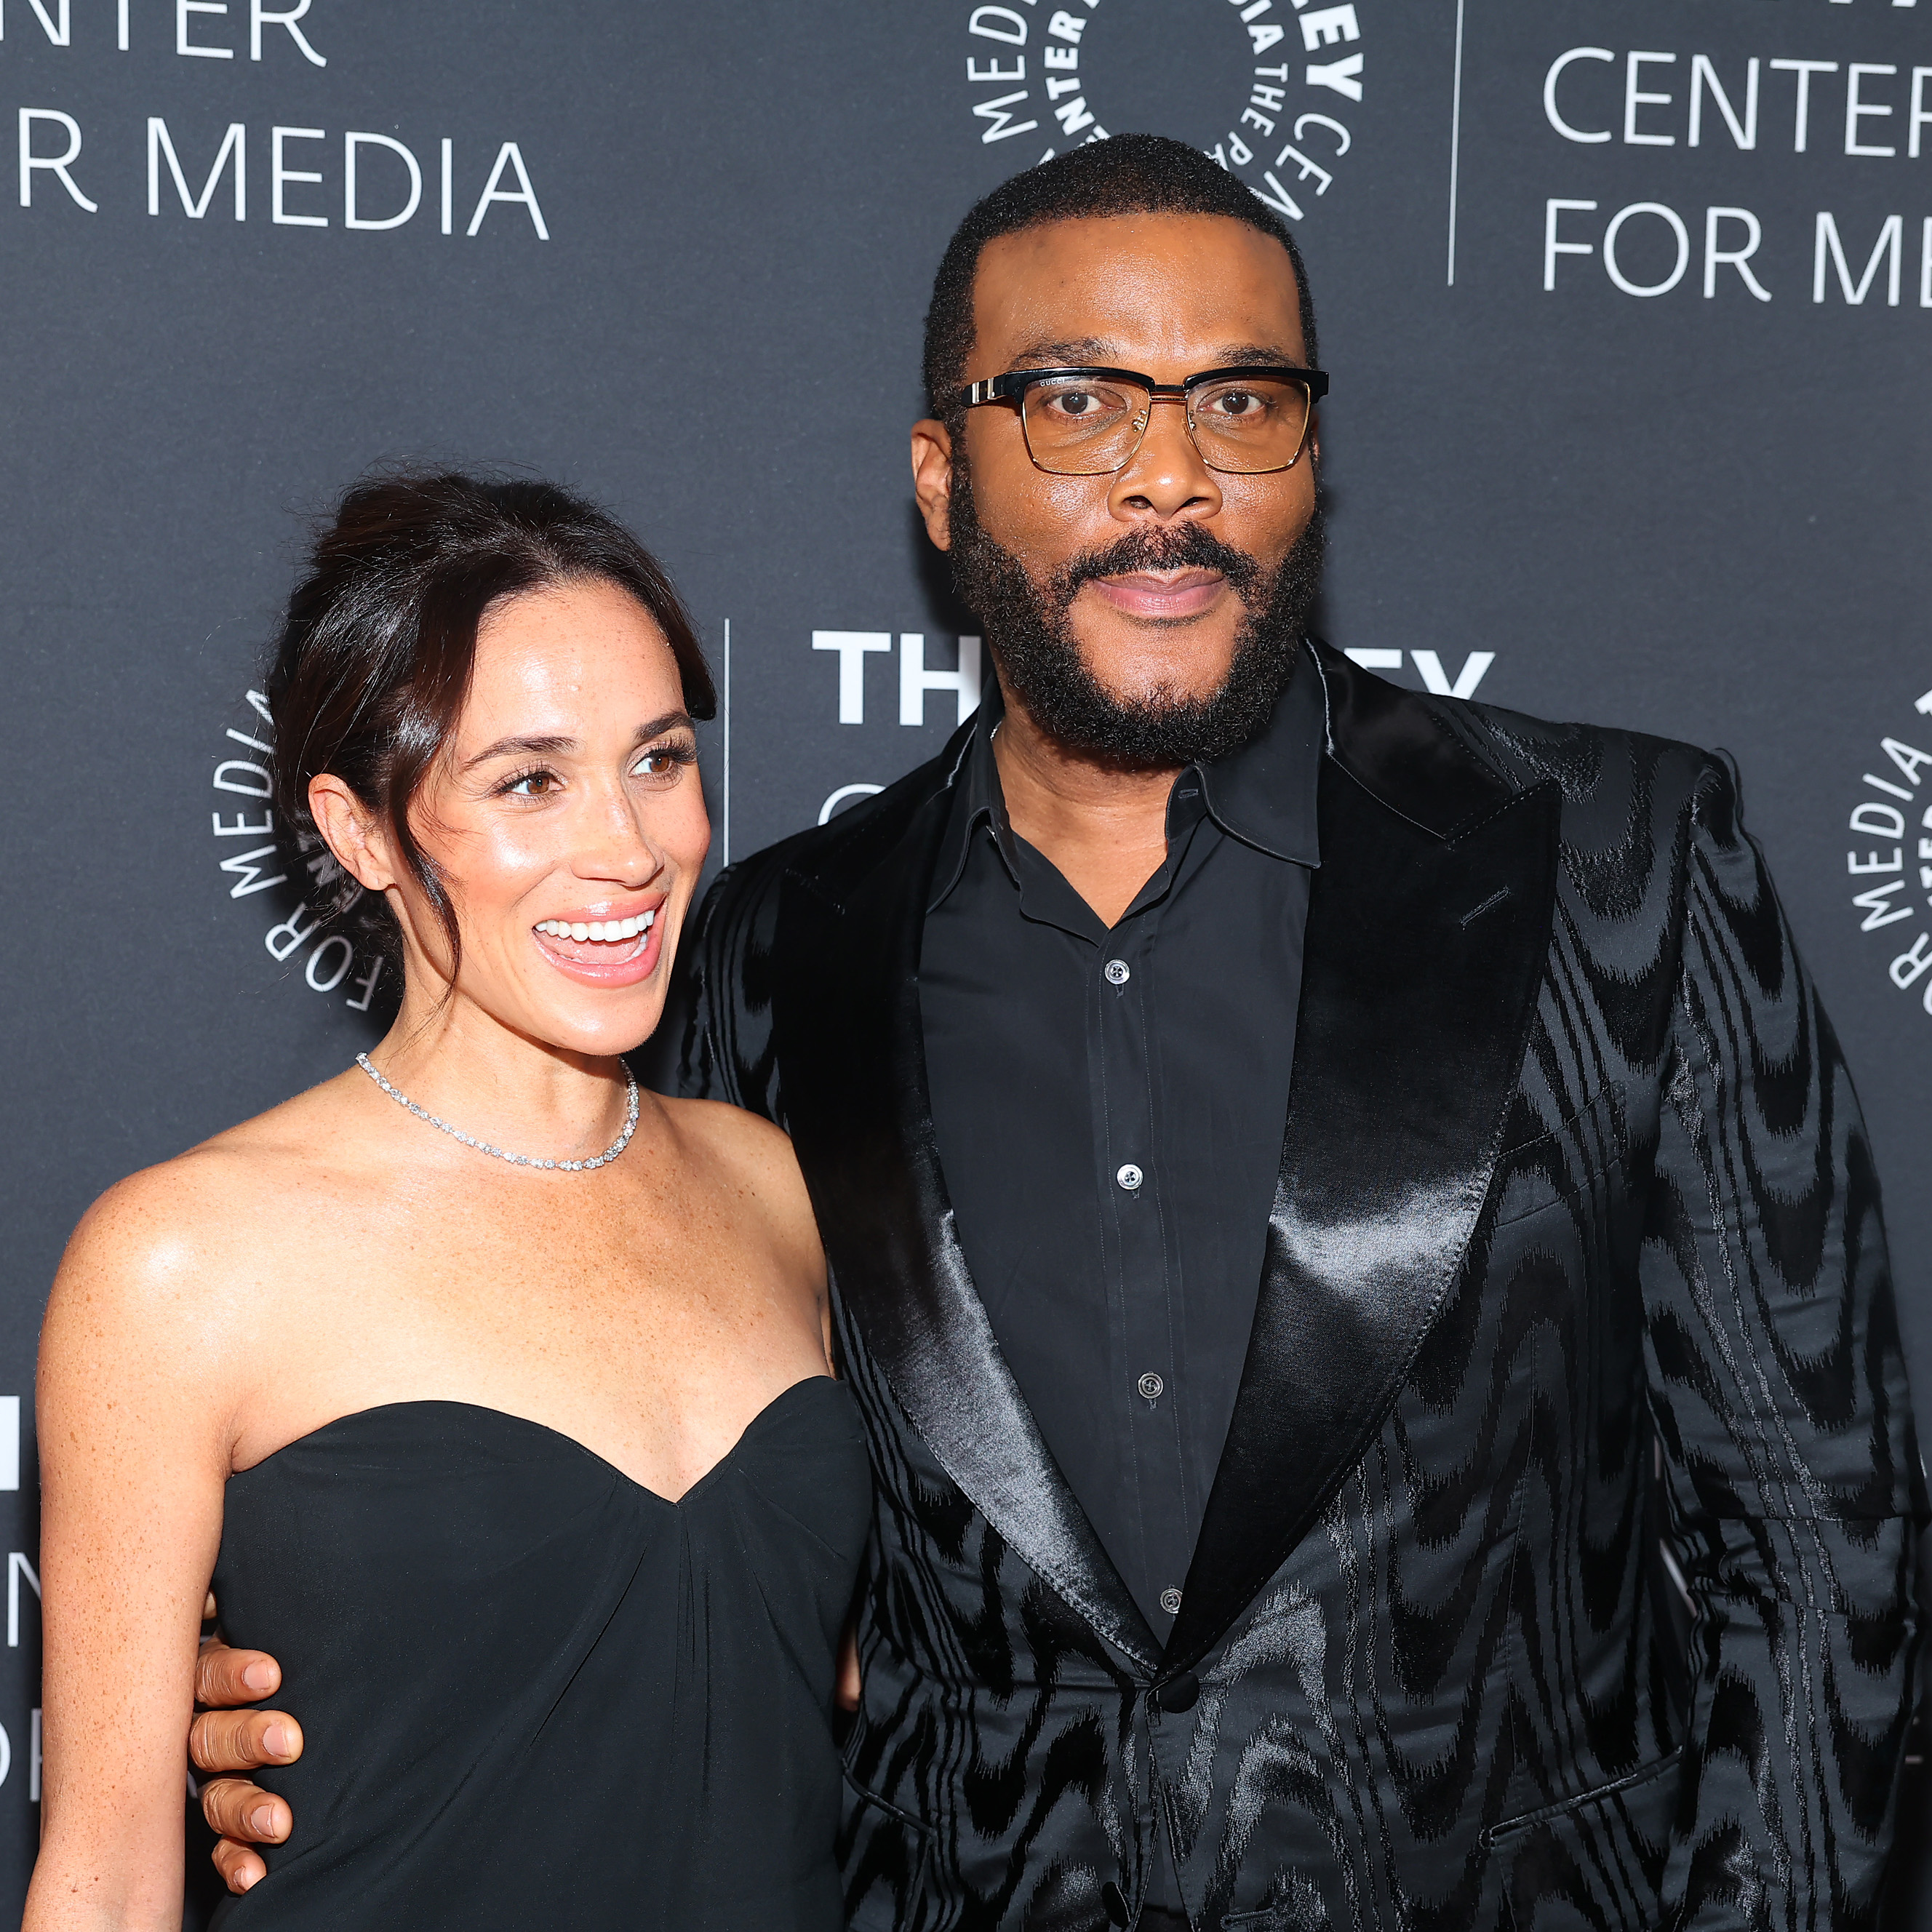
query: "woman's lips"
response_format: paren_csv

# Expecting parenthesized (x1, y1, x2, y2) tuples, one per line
(530, 907, 667, 986)
(1085, 570, 1228, 621)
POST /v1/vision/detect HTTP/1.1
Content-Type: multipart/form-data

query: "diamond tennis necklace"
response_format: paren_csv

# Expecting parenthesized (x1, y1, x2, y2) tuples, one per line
(355, 1053, 640, 1173)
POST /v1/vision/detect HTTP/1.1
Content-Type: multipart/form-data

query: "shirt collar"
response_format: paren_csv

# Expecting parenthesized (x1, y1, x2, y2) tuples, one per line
(927, 684, 1014, 910)
(927, 642, 1325, 911)
(1192, 638, 1325, 867)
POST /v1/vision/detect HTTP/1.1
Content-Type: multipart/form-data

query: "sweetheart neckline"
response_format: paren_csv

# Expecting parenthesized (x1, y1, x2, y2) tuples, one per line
(228, 1377, 847, 1509)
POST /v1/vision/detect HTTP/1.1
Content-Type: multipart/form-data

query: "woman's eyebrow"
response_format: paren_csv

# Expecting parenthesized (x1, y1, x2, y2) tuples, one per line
(631, 711, 695, 744)
(463, 733, 575, 768)
(462, 712, 694, 770)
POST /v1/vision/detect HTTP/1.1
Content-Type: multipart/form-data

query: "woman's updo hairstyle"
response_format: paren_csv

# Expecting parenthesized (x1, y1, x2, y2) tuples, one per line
(268, 470, 715, 967)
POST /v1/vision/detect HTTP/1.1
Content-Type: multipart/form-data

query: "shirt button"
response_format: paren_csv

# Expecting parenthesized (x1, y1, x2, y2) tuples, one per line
(1137, 1371, 1164, 1402)
(1159, 1587, 1183, 1616)
(1116, 1163, 1143, 1191)
(1103, 958, 1130, 986)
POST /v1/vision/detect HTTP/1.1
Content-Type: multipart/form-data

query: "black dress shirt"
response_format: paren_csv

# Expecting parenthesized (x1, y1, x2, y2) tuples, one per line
(918, 653, 1323, 1634)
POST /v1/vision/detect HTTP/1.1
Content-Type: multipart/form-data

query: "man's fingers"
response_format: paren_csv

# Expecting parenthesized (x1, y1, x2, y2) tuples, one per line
(837, 1624, 861, 1713)
(210, 1837, 269, 1896)
(191, 1708, 303, 1776)
(201, 1776, 291, 1845)
(195, 1640, 282, 1708)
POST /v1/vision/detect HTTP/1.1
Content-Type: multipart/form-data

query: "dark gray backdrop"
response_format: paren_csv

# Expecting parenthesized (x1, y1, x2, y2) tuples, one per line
(1, 0, 1927, 1917)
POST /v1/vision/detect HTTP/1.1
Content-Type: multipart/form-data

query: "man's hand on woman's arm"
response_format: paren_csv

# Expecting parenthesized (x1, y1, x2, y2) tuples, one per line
(193, 1603, 303, 1895)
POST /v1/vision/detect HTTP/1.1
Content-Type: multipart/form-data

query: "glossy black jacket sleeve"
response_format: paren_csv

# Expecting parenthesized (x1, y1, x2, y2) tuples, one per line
(1641, 757, 1924, 1929)
(674, 855, 789, 1125)
(674, 868, 733, 1105)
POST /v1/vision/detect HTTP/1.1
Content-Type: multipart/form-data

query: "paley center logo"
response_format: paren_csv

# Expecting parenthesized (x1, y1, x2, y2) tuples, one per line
(1843, 684, 1932, 1024)
(959, 0, 1364, 224)
(206, 690, 388, 1014)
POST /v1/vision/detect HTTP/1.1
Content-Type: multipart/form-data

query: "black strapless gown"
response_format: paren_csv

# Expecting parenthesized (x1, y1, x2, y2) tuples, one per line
(207, 1378, 870, 1930)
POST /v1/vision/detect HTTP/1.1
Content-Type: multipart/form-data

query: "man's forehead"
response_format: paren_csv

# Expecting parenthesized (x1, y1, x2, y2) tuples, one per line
(970, 213, 1306, 367)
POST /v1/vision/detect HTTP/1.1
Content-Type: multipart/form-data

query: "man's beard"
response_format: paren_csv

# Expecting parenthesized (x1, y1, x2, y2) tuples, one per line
(946, 454, 1325, 770)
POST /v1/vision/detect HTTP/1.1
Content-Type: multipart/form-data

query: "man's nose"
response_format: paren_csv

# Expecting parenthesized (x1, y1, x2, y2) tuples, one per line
(1107, 396, 1222, 524)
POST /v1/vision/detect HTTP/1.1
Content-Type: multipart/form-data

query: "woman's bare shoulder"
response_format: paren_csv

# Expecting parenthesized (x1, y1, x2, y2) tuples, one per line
(656, 1097, 818, 1242)
(50, 1071, 370, 1329)
(659, 1094, 795, 1166)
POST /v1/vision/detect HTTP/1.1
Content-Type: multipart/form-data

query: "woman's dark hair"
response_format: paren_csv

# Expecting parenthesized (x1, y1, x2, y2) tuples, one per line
(922, 133, 1320, 428)
(268, 470, 716, 974)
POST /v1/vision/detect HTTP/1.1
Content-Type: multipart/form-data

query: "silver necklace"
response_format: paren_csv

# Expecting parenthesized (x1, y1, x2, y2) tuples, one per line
(355, 1053, 640, 1173)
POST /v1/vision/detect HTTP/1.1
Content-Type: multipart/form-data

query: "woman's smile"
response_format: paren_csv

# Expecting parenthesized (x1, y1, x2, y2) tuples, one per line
(530, 899, 668, 985)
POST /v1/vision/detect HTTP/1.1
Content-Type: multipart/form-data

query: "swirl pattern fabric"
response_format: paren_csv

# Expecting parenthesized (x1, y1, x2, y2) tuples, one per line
(678, 647, 1922, 1932)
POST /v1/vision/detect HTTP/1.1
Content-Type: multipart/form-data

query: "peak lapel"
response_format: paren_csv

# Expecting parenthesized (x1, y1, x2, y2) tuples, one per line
(1165, 714, 1560, 1677)
(775, 789, 1161, 1673)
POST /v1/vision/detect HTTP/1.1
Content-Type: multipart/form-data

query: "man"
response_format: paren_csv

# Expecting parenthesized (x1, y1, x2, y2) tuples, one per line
(193, 136, 1920, 1929)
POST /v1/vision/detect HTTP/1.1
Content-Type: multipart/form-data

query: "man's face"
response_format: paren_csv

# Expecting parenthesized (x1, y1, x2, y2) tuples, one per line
(912, 211, 1321, 765)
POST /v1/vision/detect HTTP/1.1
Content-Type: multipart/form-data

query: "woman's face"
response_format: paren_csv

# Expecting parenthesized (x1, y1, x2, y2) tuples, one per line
(383, 575, 711, 1057)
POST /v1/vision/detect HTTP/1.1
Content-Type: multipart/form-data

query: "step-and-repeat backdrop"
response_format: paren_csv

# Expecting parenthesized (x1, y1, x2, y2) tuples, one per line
(1, 0, 1927, 1917)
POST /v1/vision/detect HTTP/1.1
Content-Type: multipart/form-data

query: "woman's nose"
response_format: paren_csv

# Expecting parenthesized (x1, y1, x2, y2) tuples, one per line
(574, 789, 666, 885)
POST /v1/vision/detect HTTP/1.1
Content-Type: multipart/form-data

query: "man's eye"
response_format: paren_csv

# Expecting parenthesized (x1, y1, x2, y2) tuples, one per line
(1204, 389, 1265, 419)
(1037, 383, 1127, 420)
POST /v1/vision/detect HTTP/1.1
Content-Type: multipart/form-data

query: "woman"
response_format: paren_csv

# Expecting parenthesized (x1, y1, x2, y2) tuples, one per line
(26, 474, 869, 1931)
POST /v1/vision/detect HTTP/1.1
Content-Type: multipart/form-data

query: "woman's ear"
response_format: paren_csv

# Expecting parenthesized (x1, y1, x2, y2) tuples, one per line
(308, 775, 398, 894)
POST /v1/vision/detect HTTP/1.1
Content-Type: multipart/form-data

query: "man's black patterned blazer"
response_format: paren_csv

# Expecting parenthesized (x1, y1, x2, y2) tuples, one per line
(676, 644, 1924, 1932)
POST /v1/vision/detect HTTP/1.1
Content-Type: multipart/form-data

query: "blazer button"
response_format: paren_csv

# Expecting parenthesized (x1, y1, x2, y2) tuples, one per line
(1156, 1671, 1200, 1712)
(1101, 1879, 1130, 1925)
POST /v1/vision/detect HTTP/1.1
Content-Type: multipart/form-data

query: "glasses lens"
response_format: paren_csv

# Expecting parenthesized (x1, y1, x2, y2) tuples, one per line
(1186, 375, 1313, 473)
(1019, 375, 1151, 475)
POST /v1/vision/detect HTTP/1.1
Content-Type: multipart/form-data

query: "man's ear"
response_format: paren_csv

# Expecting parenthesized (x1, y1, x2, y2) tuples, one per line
(308, 775, 399, 895)
(910, 418, 954, 553)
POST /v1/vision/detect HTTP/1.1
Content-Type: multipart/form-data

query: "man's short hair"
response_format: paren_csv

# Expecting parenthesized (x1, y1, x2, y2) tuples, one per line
(922, 133, 1320, 424)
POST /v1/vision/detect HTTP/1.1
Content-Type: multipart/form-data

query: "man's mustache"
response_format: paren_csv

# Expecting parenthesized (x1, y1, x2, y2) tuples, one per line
(1050, 525, 1268, 606)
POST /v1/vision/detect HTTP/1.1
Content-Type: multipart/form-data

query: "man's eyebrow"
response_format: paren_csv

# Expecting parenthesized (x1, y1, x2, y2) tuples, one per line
(1212, 343, 1305, 367)
(1007, 337, 1114, 367)
(1000, 339, 1308, 372)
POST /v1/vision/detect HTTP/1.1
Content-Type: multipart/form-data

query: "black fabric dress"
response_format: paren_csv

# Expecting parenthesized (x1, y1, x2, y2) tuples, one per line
(208, 1378, 870, 1930)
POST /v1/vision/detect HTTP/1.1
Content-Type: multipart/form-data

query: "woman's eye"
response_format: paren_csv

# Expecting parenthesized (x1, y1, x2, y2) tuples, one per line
(633, 746, 690, 778)
(503, 769, 558, 797)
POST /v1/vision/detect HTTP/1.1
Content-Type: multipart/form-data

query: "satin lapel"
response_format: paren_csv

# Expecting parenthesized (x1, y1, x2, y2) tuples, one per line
(775, 795, 1162, 1672)
(1165, 753, 1561, 1677)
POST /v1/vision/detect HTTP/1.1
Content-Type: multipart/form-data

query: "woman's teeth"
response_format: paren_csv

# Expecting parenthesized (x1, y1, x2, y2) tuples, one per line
(535, 912, 657, 943)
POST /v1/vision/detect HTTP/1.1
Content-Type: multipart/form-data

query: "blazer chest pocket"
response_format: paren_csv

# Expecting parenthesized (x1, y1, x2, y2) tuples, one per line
(839, 1767, 933, 1931)
(1488, 1082, 1626, 1229)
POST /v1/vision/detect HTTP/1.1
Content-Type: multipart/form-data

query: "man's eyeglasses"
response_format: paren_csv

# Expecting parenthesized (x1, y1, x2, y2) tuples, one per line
(958, 364, 1328, 477)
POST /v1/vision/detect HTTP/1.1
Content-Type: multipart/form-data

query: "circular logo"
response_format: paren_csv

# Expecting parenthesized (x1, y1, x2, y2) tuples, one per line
(959, 0, 1363, 228)
(1842, 685, 1932, 1020)
(206, 689, 391, 1014)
